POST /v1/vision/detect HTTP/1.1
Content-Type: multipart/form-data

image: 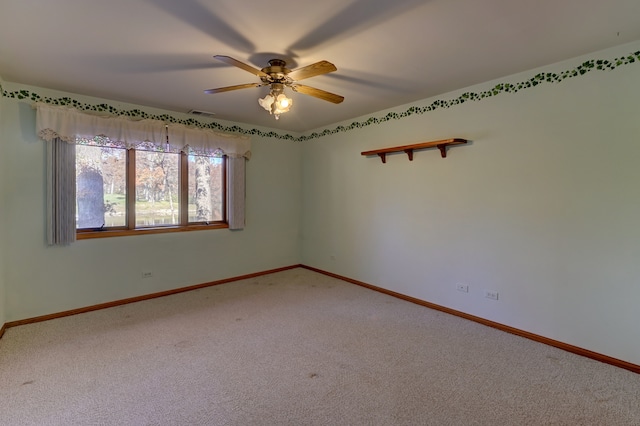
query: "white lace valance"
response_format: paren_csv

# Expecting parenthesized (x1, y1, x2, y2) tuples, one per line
(168, 123, 251, 159)
(35, 103, 251, 158)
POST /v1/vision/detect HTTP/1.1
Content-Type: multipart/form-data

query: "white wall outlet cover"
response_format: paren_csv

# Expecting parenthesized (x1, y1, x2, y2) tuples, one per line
(484, 290, 499, 300)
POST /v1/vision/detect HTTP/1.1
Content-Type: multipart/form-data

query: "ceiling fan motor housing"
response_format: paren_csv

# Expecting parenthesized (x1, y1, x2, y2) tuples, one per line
(260, 59, 291, 84)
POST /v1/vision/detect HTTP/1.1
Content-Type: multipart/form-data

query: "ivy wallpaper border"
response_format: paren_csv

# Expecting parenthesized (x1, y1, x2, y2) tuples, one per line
(2, 50, 638, 142)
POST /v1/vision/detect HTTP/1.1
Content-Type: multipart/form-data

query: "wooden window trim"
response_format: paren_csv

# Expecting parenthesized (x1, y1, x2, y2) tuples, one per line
(126, 148, 136, 229)
(77, 222, 229, 240)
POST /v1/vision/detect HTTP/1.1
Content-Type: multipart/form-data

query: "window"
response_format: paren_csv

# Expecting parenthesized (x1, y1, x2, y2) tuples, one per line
(38, 103, 249, 245)
(76, 144, 127, 229)
(75, 140, 226, 238)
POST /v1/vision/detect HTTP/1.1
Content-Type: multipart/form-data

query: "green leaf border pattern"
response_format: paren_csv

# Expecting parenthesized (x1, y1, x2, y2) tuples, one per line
(1, 50, 638, 142)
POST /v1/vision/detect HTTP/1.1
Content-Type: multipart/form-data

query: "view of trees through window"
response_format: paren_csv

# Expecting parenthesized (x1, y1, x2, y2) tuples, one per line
(135, 150, 180, 226)
(75, 143, 224, 230)
(188, 155, 224, 223)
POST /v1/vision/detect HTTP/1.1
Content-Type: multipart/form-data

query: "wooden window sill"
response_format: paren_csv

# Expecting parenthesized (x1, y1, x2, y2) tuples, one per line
(77, 223, 229, 239)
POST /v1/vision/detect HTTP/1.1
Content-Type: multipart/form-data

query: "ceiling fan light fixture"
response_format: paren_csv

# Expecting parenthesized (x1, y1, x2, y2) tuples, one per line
(258, 94, 274, 111)
(259, 87, 292, 120)
(274, 93, 292, 112)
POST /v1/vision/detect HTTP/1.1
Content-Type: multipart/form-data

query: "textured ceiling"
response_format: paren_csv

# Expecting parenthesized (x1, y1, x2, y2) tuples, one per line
(1, 0, 639, 133)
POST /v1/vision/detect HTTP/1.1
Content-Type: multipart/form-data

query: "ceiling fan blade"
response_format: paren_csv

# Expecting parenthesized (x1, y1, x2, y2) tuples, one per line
(204, 83, 261, 94)
(291, 84, 344, 104)
(288, 60, 337, 81)
(213, 55, 268, 78)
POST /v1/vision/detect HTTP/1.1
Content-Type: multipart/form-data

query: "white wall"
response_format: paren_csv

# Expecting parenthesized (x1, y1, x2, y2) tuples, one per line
(0, 84, 302, 322)
(301, 41, 640, 365)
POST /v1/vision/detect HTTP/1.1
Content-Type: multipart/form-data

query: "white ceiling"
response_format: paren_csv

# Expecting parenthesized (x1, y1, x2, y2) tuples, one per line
(1, 0, 639, 133)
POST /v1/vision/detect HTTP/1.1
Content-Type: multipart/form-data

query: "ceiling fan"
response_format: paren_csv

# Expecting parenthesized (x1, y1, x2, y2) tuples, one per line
(205, 55, 344, 120)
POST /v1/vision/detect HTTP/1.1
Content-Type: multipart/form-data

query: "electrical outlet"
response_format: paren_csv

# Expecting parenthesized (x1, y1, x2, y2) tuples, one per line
(484, 290, 499, 300)
(456, 284, 469, 293)
(142, 271, 153, 279)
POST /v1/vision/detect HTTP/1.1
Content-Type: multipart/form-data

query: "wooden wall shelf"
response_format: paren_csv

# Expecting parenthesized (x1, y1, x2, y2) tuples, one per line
(361, 138, 468, 163)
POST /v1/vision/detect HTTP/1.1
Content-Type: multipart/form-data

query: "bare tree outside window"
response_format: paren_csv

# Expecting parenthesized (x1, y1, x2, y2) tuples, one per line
(188, 155, 224, 222)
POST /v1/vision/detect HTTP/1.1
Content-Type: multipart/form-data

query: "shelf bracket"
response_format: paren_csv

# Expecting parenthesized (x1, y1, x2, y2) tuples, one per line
(404, 149, 414, 161)
(377, 153, 387, 164)
(437, 144, 447, 158)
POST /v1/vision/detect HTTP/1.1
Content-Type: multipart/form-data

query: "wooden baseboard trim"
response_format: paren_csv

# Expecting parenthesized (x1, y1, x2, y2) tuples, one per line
(3, 265, 302, 330)
(4, 263, 638, 375)
(301, 265, 640, 375)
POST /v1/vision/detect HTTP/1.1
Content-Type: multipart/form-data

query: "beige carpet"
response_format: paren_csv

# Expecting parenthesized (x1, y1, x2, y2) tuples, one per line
(1, 268, 639, 425)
